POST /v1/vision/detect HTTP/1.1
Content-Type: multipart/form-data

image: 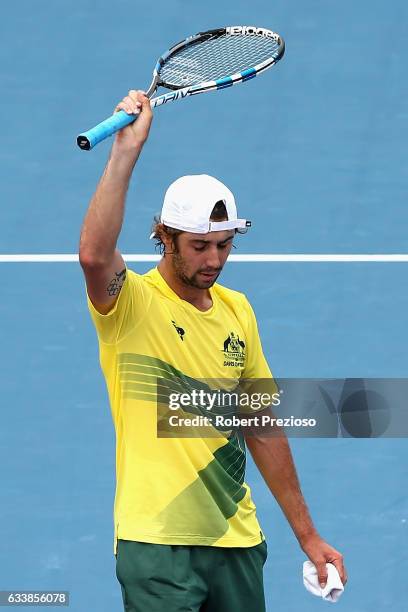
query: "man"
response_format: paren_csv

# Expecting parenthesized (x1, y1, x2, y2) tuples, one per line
(80, 90, 347, 611)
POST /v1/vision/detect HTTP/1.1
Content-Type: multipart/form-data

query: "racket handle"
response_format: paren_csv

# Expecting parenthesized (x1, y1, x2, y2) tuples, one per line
(77, 110, 137, 150)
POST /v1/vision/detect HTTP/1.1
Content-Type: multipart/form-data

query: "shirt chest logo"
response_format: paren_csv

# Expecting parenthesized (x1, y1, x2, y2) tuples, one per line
(172, 320, 185, 341)
(222, 332, 245, 367)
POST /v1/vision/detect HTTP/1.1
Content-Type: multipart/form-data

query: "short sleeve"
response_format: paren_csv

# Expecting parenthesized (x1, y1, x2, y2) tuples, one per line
(242, 297, 273, 379)
(239, 298, 278, 415)
(86, 268, 152, 344)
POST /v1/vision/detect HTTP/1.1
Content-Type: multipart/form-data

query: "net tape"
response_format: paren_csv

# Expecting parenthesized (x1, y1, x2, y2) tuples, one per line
(160, 33, 281, 87)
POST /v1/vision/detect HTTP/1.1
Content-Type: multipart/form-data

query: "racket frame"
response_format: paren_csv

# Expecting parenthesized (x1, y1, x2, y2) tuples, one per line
(77, 26, 285, 150)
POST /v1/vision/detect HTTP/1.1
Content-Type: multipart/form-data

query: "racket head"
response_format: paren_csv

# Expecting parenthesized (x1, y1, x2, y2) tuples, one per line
(152, 26, 285, 93)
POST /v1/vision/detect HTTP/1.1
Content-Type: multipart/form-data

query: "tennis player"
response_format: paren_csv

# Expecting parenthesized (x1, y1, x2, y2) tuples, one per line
(80, 90, 347, 611)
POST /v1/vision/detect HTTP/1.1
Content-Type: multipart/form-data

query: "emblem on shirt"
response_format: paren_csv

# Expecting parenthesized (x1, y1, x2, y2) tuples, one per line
(172, 320, 185, 341)
(222, 332, 245, 367)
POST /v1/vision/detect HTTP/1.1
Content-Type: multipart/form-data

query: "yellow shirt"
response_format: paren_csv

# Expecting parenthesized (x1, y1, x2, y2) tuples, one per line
(87, 267, 274, 554)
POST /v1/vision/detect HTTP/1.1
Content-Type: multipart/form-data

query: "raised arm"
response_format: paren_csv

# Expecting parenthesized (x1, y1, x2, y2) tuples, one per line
(79, 90, 153, 314)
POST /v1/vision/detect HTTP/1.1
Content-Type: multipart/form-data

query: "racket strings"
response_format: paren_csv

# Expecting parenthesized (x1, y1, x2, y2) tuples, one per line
(159, 34, 281, 87)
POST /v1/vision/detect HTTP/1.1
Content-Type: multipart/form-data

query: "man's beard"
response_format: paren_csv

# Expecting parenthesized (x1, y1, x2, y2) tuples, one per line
(172, 252, 221, 289)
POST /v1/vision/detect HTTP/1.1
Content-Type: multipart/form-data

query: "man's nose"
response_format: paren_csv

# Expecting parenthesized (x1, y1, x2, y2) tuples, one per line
(205, 246, 221, 269)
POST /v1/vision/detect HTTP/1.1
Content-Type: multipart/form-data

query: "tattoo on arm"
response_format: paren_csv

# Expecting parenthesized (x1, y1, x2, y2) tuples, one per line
(106, 268, 126, 297)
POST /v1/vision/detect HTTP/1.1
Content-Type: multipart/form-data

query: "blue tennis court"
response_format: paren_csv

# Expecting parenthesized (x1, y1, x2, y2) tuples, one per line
(1, 1, 407, 610)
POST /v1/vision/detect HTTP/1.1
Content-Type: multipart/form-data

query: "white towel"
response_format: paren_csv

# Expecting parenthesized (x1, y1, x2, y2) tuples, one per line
(303, 561, 344, 603)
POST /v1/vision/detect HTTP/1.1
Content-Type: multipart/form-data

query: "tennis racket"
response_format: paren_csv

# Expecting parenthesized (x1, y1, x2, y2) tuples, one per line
(77, 25, 285, 150)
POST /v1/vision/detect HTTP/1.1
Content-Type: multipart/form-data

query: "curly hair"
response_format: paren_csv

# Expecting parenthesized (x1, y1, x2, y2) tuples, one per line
(151, 200, 247, 254)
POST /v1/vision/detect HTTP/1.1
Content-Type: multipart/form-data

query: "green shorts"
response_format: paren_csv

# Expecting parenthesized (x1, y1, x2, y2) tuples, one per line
(115, 539, 268, 612)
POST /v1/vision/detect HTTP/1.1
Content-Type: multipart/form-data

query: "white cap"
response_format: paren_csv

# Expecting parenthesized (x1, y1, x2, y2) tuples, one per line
(150, 174, 250, 237)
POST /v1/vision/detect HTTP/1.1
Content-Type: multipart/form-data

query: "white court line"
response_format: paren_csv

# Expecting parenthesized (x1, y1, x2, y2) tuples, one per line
(1, 254, 408, 263)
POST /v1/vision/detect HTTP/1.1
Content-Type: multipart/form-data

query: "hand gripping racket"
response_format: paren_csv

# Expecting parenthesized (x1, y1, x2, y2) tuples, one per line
(77, 26, 285, 150)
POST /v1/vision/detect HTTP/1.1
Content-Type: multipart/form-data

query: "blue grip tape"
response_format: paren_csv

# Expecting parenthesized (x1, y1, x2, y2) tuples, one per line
(77, 110, 136, 150)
